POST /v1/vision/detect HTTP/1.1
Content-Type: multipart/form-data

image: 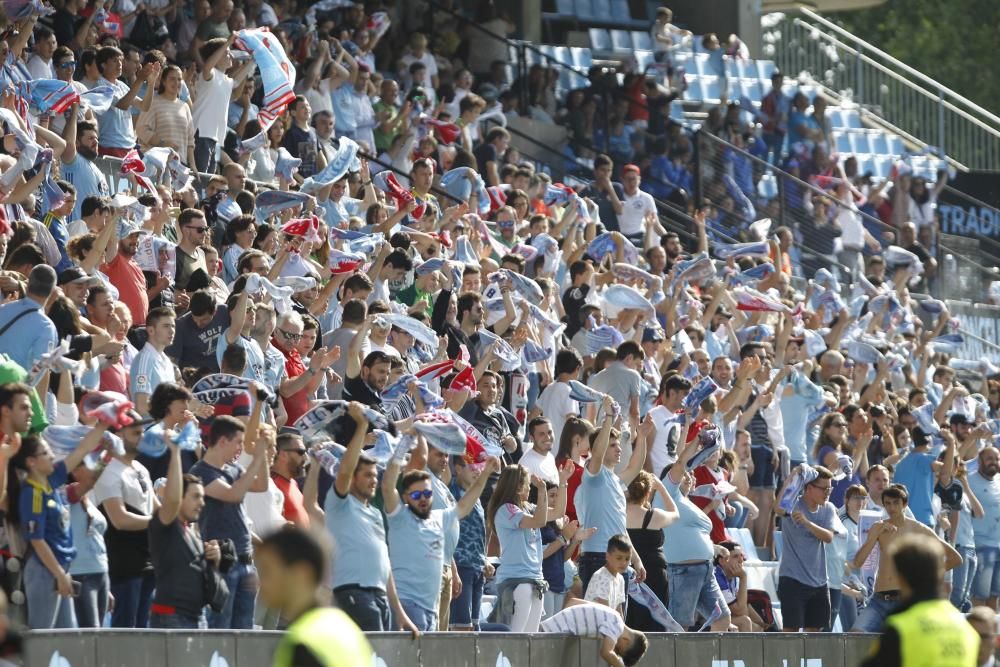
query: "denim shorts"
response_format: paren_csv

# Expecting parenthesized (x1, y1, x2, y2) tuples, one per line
(973, 546, 1000, 599)
(666, 561, 728, 629)
(851, 591, 901, 632)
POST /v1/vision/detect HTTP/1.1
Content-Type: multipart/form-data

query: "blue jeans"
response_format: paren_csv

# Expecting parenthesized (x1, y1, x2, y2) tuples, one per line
(24, 555, 77, 629)
(852, 592, 899, 632)
(333, 586, 390, 631)
(110, 573, 155, 628)
(667, 561, 728, 629)
(398, 597, 437, 632)
(150, 612, 203, 629)
(207, 562, 257, 630)
(951, 546, 977, 610)
(194, 135, 217, 174)
(973, 546, 1000, 601)
(451, 566, 485, 629)
(73, 572, 109, 628)
(724, 501, 749, 529)
(839, 590, 859, 631)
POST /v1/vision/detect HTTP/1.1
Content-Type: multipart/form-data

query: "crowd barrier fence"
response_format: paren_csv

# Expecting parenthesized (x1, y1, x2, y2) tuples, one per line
(22, 630, 884, 667)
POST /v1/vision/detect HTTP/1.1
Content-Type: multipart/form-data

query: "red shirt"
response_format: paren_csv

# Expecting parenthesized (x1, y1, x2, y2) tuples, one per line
(558, 459, 585, 522)
(101, 253, 149, 325)
(271, 473, 309, 527)
(99, 359, 128, 395)
(691, 464, 732, 544)
(273, 338, 310, 425)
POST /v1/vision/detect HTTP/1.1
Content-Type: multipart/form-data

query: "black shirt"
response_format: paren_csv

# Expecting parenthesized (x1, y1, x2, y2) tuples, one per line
(282, 124, 320, 177)
(148, 513, 209, 619)
(474, 142, 500, 181)
(561, 284, 591, 339)
(578, 181, 624, 232)
(343, 374, 384, 413)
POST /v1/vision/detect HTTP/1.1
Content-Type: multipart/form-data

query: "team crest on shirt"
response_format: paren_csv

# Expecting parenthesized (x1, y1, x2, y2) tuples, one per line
(47, 499, 56, 508)
(137, 374, 148, 386)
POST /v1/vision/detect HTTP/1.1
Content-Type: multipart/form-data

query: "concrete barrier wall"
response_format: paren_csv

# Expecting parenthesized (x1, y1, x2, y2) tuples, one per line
(23, 630, 880, 667)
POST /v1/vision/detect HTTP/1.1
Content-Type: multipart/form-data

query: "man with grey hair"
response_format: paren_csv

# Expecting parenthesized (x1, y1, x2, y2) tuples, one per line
(0, 265, 59, 372)
(272, 309, 338, 424)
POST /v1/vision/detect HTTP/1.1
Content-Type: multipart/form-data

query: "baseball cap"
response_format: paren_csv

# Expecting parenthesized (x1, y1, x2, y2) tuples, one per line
(642, 327, 665, 343)
(57, 267, 101, 286)
(116, 219, 150, 239)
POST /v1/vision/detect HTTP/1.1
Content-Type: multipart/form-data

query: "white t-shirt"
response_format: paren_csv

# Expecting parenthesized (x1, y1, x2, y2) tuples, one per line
(648, 405, 683, 477)
(92, 458, 155, 512)
(368, 341, 401, 359)
(192, 68, 236, 145)
(519, 447, 559, 484)
(617, 189, 657, 237)
(541, 600, 626, 639)
(239, 452, 286, 537)
(535, 381, 579, 447)
(26, 54, 54, 80)
(301, 79, 333, 118)
(836, 194, 865, 250)
(584, 567, 627, 613)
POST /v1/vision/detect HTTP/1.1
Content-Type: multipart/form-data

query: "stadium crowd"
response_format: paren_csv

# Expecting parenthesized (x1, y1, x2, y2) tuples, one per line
(0, 0, 995, 665)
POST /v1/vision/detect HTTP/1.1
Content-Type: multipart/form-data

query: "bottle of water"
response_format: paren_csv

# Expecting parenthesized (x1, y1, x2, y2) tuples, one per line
(943, 254, 957, 297)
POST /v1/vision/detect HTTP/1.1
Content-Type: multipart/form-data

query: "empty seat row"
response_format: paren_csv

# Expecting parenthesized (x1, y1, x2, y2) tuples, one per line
(589, 28, 652, 53)
(552, 0, 647, 28)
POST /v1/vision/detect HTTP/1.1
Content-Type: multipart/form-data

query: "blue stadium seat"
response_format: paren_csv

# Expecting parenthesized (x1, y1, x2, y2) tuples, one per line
(886, 134, 905, 156)
(843, 109, 863, 129)
(873, 156, 892, 179)
(858, 156, 876, 177)
(684, 75, 702, 101)
(632, 30, 652, 51)
(825, 108, 844, 128)
(672, 53, 690, 73)
(699, 75, 722, 104)
(738, 59, 759, 80)
(538, 44, 555, 62)
(634, 50, 655, 74)
(611, 0, 633, 20)
(834, 131, 852, 154)
(575, 0, 596, 20)
(592, 0, 612, 20)
(570, 47, 593, 70)
(610, 29, 632, 52)
(756, 59, 777, 80)
(551, 46, 572, 67)
(869, 132, 889, 155)
(669, 100, 686, 123)
(725, 59, 739, 78)
(555, 0, 575, 15)
(741, 78, 763, 104)
(589, 28, 612, 51)
(851, 132, 872, 154)
(524, 47, 540, 67)
(688, 54, 709, 76)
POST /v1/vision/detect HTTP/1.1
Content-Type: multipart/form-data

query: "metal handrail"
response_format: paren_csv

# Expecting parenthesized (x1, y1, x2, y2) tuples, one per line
(799, 8, 1000, 128)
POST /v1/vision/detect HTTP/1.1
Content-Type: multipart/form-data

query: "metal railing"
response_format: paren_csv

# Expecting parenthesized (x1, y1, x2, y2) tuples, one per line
(695, 129, 1000, 300)
(771, 8, 1000, 171)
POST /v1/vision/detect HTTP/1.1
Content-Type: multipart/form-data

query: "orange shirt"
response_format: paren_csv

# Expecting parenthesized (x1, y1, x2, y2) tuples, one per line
(271, 473, 309, 528)
(101, 253, 149, 325)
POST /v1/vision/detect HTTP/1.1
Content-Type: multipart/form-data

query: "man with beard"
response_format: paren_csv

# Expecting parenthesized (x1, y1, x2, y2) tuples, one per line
(92, 408, 157, 628)
(659, 231, 684, 272)
(382, 444, 499, 631)
(61, 119, 111, 223)
(271, 432, 309, 527)
(968, 447, 1000, 610)
(307, 403, 418, 633)
(101, 221, 150, 327)
(459, 371, 519, 459)
(343, 315, 390, 412)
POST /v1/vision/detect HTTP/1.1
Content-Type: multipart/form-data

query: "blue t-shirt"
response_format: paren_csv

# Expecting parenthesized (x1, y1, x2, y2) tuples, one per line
(68, 500, 108, 576)
(778, 498, 835, 588)
(576, 466, 627, 554)
(450, 479, 485, 571)
(0, 298, 59, 374)
(892, 450, 937, 527)
(20, 461, 75, 566)
(493, 502, 544, 583)
(96, 78, 137, 149)
(387, 504, 458, 611)
(431, 470, 459, 560)
(780, 371, 826, 464)
(188, 460, 253, 557)
(659, 474, 714, 563)
(967, 471, 1000, 548)
(216, 334, 267, 384)
(323, 196, 362, 230)
(129, 342, 176, 401)
(324, 488, 390, 590)
(61, 154, 110, 222)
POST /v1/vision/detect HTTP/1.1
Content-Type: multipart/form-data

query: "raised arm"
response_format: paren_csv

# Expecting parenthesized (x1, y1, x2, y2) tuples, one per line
(586, 395, 616, 475)
(225, 289, 251, 345)
(456, 458, 499, 518)
(517, 475, 549, 529)
(334, 403, 370, 497)
(345, 315, 374, 379)
(157, 438, 183, 524)
(381, 456, 403, 515)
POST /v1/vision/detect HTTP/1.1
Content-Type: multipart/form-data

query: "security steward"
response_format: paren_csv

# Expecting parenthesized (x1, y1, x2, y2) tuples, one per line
(862, 533, 979, 667)
(259, 526, 373, 667)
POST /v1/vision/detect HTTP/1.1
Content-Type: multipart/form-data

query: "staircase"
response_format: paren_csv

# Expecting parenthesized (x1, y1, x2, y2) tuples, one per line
(768, 8, 1000, 172)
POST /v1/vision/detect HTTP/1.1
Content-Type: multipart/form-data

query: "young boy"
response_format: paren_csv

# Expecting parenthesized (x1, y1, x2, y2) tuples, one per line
(584, 534, 632, 619)
(541, 599, 649, 667)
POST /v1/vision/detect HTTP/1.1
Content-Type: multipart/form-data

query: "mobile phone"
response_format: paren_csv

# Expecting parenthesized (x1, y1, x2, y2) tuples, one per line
(54, 578, 83, 597)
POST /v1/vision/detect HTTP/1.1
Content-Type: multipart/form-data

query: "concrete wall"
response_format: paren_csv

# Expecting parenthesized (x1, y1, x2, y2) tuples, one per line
(23, 630, 879, 667)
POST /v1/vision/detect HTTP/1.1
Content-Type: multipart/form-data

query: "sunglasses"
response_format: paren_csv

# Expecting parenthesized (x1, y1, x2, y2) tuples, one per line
(279, 329, 303, 341)
(186, 226, 209, 233)
(809, 483, 833, 492)
(58, 61, 77, 69)
(281, 448, 307, 456)
(407, 490, 433, 501)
